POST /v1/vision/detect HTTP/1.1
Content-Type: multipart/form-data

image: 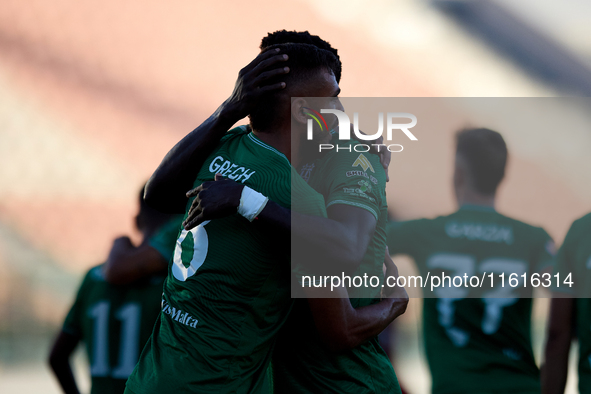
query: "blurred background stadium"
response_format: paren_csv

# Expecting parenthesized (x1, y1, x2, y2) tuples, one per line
(1, 0, 590, 392)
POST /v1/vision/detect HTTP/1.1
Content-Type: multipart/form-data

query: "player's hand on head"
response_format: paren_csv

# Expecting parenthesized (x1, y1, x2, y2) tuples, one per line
(222, 48, 289, 121)
(183, 174, 245, 230)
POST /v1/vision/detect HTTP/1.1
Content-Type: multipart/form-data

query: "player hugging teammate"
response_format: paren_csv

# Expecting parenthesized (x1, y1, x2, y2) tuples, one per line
(49, 29, 588, 394)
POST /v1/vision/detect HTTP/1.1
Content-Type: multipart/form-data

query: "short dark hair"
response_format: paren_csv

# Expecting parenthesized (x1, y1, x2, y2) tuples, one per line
(249, 43, 339, 132)
(260, 30, 341, 83)
(455, 127, 508, 195)
(136, 184, 173, 235)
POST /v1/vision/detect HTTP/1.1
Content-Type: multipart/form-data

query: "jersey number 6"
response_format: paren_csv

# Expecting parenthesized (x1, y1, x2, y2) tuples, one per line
(172, 221, 210, 281)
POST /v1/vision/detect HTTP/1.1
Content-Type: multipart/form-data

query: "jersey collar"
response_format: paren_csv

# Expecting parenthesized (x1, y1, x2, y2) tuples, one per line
(247, 132, 291, 166)
(459, 204, 496, 213)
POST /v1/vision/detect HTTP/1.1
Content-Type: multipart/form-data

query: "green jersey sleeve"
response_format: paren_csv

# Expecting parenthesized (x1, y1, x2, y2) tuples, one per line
(147, 215, 184, 263)
(321, 152, 384, 220)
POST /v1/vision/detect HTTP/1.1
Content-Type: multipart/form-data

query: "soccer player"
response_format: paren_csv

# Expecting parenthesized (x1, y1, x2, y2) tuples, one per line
(186, 130, 407, 393)
(125, 43, 356, 394)
(48, 187, 176, 394)
(170, 30, 407, 393)
(129, 36, 408, 393)
(172, 34, 406, 393)
(386, 128, 555, 393)
(542, 213, 591, 394)
(272, 107, 403, 392)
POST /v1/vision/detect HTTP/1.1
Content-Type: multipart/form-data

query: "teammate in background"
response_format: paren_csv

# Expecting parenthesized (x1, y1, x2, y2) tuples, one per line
(386, 128, 555, 393)
(542, 213, 591, 394)
(48, 186, 177, 394)
(101, 209, 182, 285)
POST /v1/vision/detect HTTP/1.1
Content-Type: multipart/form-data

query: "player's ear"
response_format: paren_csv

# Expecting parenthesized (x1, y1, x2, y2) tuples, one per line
(291, 98, 308, 125)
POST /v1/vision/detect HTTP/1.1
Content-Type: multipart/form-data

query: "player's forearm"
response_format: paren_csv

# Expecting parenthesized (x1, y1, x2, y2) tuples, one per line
(542, 297, 574, 394)
(339, 296, 408, 351)
(145, 105, 240, 213)
(256, 203, 370, 270)
(541, 339, 569, 394)
(49, 357, 80, 394)
(48, 331, 81, 394)
(307, 289, 408, 352)
(542, 331, 570, 394)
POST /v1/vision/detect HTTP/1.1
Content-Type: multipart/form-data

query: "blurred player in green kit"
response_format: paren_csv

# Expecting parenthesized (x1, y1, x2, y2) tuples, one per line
(48, 186, 180, 394)
(543, 212, 591, 394)
(387, 128, 555, 393)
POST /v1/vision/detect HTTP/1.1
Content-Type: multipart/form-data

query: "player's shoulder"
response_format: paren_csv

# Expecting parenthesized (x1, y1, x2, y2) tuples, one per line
(204, 129, 291, 189)
(85, 264, 107, 283)
(222, 125, 251, 141)
(400, 216, 436, 228)
(563, 212, 591, 244)
(428, 210, 463, 226)
(423, 214, 457, 233)
(500, 212, 548, 234)
(223, 129, 291, 172)
(74, 264, 107, 296)
(215, 125, 255, 151)
(491, 212, 553, 247)
(570, 212, 591, 232)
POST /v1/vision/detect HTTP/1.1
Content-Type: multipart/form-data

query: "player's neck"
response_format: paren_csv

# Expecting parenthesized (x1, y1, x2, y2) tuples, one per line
(456, 189, 496, 209)
(252, 127, 292, 163)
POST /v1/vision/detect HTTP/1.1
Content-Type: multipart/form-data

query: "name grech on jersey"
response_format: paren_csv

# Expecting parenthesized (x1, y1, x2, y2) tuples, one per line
(161, 298, 199, 328)
(209, 156, 255, 182)
(445, 221, 513, 245)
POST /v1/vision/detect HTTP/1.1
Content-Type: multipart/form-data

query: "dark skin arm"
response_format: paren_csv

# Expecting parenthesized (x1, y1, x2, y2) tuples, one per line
(542, 296, 575, 394)
(48, 330, 81, 394)
(184, 182, 407, 350)
(304, 249, 408, 351)
(184, 176, 377, 272)
(102, 236, 168, 285)
(144, 49, 290, 213)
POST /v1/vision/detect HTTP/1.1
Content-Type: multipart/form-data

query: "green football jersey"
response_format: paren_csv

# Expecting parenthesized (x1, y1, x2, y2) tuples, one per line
(387, 205, 555, 394)
(62, 265, 165, 394)
(552, 212, 591, 392)
(273, 144, 401, 394)
(126, 127, 325, 394)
